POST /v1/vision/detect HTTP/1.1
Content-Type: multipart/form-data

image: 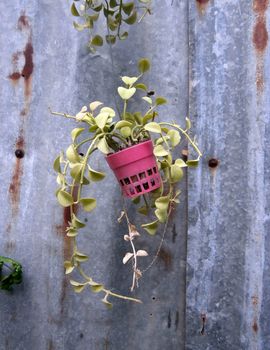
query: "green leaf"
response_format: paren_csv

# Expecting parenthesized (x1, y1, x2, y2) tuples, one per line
(66, 227, 78, 237)
(100, 107, 115, 117)
(135, 83, 148, 91)
(144, 122, 161, 133)
(97, 138, 110, 154)
(186, 159, 199, 167)
(110, 0, 118, 8)
(138, 206, 149, 216)
(132, 196, 140, 204)
(120, 126, 131, 137)
(155, 195, 170, 211)
(57, 190, 74, 207)
(167, 130, 181, 147)
(119, 31, 128, 40)
(122, 2, 134, 15)
(118, 87, 136, 100)
(142, 96, 152, 104)
(175, 159, 187, 167)
(124, 10, 137, 25)
(73, 285, 86, 293)
(91, 284, 104, 293)
(185, 117, 191, 130)
(155, 208, 167, 223)
(170, 164, 183, 183)
(80, 198, 97, 212)
(91, 35, 103, 46)
(138, 58, 151, 73)
(115, 120, 133, 129)
(154, 145, 169, 157)
(72, 214, 86, 228)
(141, 220, 159, 235)
(121, 76, 138, 86)
(71, 128, 85, 142)
(95, 112, 109, 129)
(64, 261, 74, 274)
(93, 4, 103, 12)
(155, 96, 167, 105)
(73, 21, 85, 31)
(66, 144, 81, 163)
(75, 251, 89, 262)
(105, 34, 116, 44)
(53, 156, 61, 173)
(88, 166, 106, 181)
(70, 163, 83, 181)
(71, 3, 80, 16)
(89, 101, 103, 111)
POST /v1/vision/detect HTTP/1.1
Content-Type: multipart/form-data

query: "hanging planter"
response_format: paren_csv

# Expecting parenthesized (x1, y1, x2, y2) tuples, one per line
(106, 140, 161, 198)
(51, 59, 202, 307)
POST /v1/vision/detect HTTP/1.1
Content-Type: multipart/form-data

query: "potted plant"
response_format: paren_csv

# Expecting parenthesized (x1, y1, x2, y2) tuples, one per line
(70, 0, 152, 52)
(51, 58, 202, 307)
(0, 256, 23, 291)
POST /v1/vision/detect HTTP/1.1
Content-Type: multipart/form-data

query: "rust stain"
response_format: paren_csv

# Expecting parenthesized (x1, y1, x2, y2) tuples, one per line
(196, 0, 210, 14)
(18, 13, 31, 30)
(4, 240, 16, 253)
(158, 247, 172, 270)
(252, 295, 259, 306)
(253, 0, 269, 13)
(252, 320, 259, 333)
(9, 134, 25, 217)
(253, 0, 269, 93)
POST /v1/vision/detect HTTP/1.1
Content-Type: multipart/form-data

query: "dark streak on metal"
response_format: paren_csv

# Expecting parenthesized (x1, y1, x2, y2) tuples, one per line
(252, 320, 259, 333)
(172, 223, 177, 243)
(158, 247, 172, 270)
(253, 0, 269, 93)
(200, 313, 206, 335)
(167, 310, 172, 328)
(175, 310, 179, 330)
(9, 133, 25, 217)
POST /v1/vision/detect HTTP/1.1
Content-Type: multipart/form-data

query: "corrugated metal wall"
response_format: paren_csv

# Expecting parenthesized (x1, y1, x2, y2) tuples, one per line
(0, 0, 269, 349)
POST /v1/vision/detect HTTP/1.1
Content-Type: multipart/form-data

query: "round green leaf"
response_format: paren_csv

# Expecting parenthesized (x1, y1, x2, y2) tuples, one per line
(71, 3, 80, 16)
(144, 122, 161, 133)
(53, 155, 61, 173)
(186, 159, 199, 167)
(97, 138, 110, 154)
(154, 145, 169, 157)
(155, 195, 170, 211)
(115, 120, 133, 129)
(155, 208, 167, 223)
(138, 58, 151, 73)
(120, 126, 132, 137)
(167, 130, 181, 147)
(155, 96, 167, 105)
(66, 144, 81, 163)
(118, 87, 136, 100)
(175, 159, 187, 167)
(91, 35, 103, 46)
(124, 10, 137, 25)
(122, 2, 134, 15)
(170, 164, 183, 183)
(80, 198, 97, 212)
(57, 190, 74, 207)
(88, 167, 106, 181)
(141, 220, 159, 235)
(71, 128, 85, 142)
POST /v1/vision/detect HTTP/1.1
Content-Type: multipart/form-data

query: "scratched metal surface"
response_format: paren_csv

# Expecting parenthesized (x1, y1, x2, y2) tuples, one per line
(0, 1, 188, 349)
(187, 0, 270, 349)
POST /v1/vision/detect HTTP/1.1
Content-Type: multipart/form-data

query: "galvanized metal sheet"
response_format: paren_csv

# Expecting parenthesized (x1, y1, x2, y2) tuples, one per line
(187, 0, 270, 349)
(0, 1, 189, 349)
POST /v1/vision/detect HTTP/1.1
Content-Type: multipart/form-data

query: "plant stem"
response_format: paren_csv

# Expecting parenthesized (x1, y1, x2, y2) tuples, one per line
(50, 109, 77, 121)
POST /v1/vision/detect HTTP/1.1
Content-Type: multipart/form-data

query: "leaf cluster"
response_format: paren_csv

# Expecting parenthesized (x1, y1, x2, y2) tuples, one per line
(51, 58, 201, 306)
(71, 0, 152, 52)
(0, 256, 23, 291)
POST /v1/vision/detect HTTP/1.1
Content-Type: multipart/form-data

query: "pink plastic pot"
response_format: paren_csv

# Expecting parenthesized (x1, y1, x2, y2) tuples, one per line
(106, 140, 162, 198)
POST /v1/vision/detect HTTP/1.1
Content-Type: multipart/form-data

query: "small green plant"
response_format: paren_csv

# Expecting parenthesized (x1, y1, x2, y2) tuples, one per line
(71, 0, 152, 52)
(51, 58, 201, 307)
(0, 256, 23, 291)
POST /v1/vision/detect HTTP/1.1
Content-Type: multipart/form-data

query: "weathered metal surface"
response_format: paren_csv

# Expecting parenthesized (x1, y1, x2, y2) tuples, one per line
(0, 1, 188, 349)
(187, 1, 270, 349)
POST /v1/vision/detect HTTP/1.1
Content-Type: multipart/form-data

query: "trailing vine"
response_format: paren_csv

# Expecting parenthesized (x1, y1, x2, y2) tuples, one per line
(70, 0, 152, 52)
(51, 59, 201, 307)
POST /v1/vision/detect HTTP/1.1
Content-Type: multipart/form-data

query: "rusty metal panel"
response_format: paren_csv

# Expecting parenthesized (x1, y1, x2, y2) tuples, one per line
(187, 0, 270, 349)
(0, 1, 189, 349)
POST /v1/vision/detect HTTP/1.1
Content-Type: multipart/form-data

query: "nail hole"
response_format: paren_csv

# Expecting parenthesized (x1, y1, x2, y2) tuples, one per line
(79, 152, 84, 156)
(152, 296, 156, 301)
(208, 158, 219, 168)
(15, 149, 24, 159)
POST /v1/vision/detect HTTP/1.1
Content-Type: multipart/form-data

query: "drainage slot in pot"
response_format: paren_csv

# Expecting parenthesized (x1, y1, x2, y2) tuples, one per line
(143, 182, 149, 190)
(150, 178, 155, 186)
(130, 187, 135, 195)
(124, 177, 131, 185)
(147, 169, 153, 176)
(136, 185, 142, 193)
(153, 167, 157, 173)
(131, 175, 138, 183)
(120, 180, 124, 186)
(139, 172, 146, 179)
